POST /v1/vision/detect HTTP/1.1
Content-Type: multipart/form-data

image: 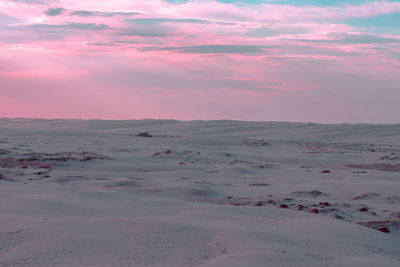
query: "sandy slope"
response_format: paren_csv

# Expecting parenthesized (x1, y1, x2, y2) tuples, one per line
(0, 118, 399, 266)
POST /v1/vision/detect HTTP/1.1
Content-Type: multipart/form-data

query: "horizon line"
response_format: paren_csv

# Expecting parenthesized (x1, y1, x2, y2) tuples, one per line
(1, 117, 399, 126)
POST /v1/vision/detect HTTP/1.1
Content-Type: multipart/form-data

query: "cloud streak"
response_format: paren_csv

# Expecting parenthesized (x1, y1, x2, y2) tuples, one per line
(70, 10, 139, 17)
(141, 45, 276, 54)
(288, 33, 400, 44)
(26, 22, 110, 31)
(127, 17, 209, 25)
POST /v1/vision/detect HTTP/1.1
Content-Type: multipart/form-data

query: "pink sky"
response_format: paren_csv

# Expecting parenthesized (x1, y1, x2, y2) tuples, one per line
(0, 0, 399, 123)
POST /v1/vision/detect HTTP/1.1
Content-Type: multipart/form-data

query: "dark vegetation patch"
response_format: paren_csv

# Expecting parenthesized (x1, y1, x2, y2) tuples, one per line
(380, 152, 400, 160)
(104, 180, 141, 188)
(134, 132, 182, 138)
(53, 176, 91, 184)
(137, 132, 152, 138)
(352, 192, 380, 200)
(0, 149, 10, 155)
(286, 141, 398, 154)
(291, 190, 330, 198)
(346, 163, 400, 172)
(151, 150, 215, 164)
(153, 150, 200, 157)
(241, 139, 270, 147)
(248, 183, 270, 187)
(0, 151, 112, 169)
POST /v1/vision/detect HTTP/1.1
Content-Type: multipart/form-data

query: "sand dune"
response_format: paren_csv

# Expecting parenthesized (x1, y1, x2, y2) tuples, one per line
(0, 118, 399, 266)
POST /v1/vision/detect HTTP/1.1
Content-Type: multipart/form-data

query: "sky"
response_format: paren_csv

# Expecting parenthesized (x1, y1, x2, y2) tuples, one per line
(0, 0, 399, 123)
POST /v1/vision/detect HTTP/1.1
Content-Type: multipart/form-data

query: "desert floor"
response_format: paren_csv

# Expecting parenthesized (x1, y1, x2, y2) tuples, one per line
(1, 119, 399, 266)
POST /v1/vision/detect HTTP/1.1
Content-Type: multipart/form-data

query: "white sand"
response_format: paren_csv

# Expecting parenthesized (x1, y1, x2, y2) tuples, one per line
(0, 118, 399, 266)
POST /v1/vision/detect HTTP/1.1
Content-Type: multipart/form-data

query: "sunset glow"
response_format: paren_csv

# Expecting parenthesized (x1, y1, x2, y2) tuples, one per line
(1, 0, 399, 122)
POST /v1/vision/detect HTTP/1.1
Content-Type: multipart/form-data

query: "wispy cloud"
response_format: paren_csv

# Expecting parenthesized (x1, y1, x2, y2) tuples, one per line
(288, 33, 400, 44)
(10, 0, 53, 5)
(119, 30, 171, 37)
(70, 10, 139, 17)
(86, 41, 116, 47)
(26, 22, 110, 31)
(126, 18, 210, 25)
(141, 45, 277, 54)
